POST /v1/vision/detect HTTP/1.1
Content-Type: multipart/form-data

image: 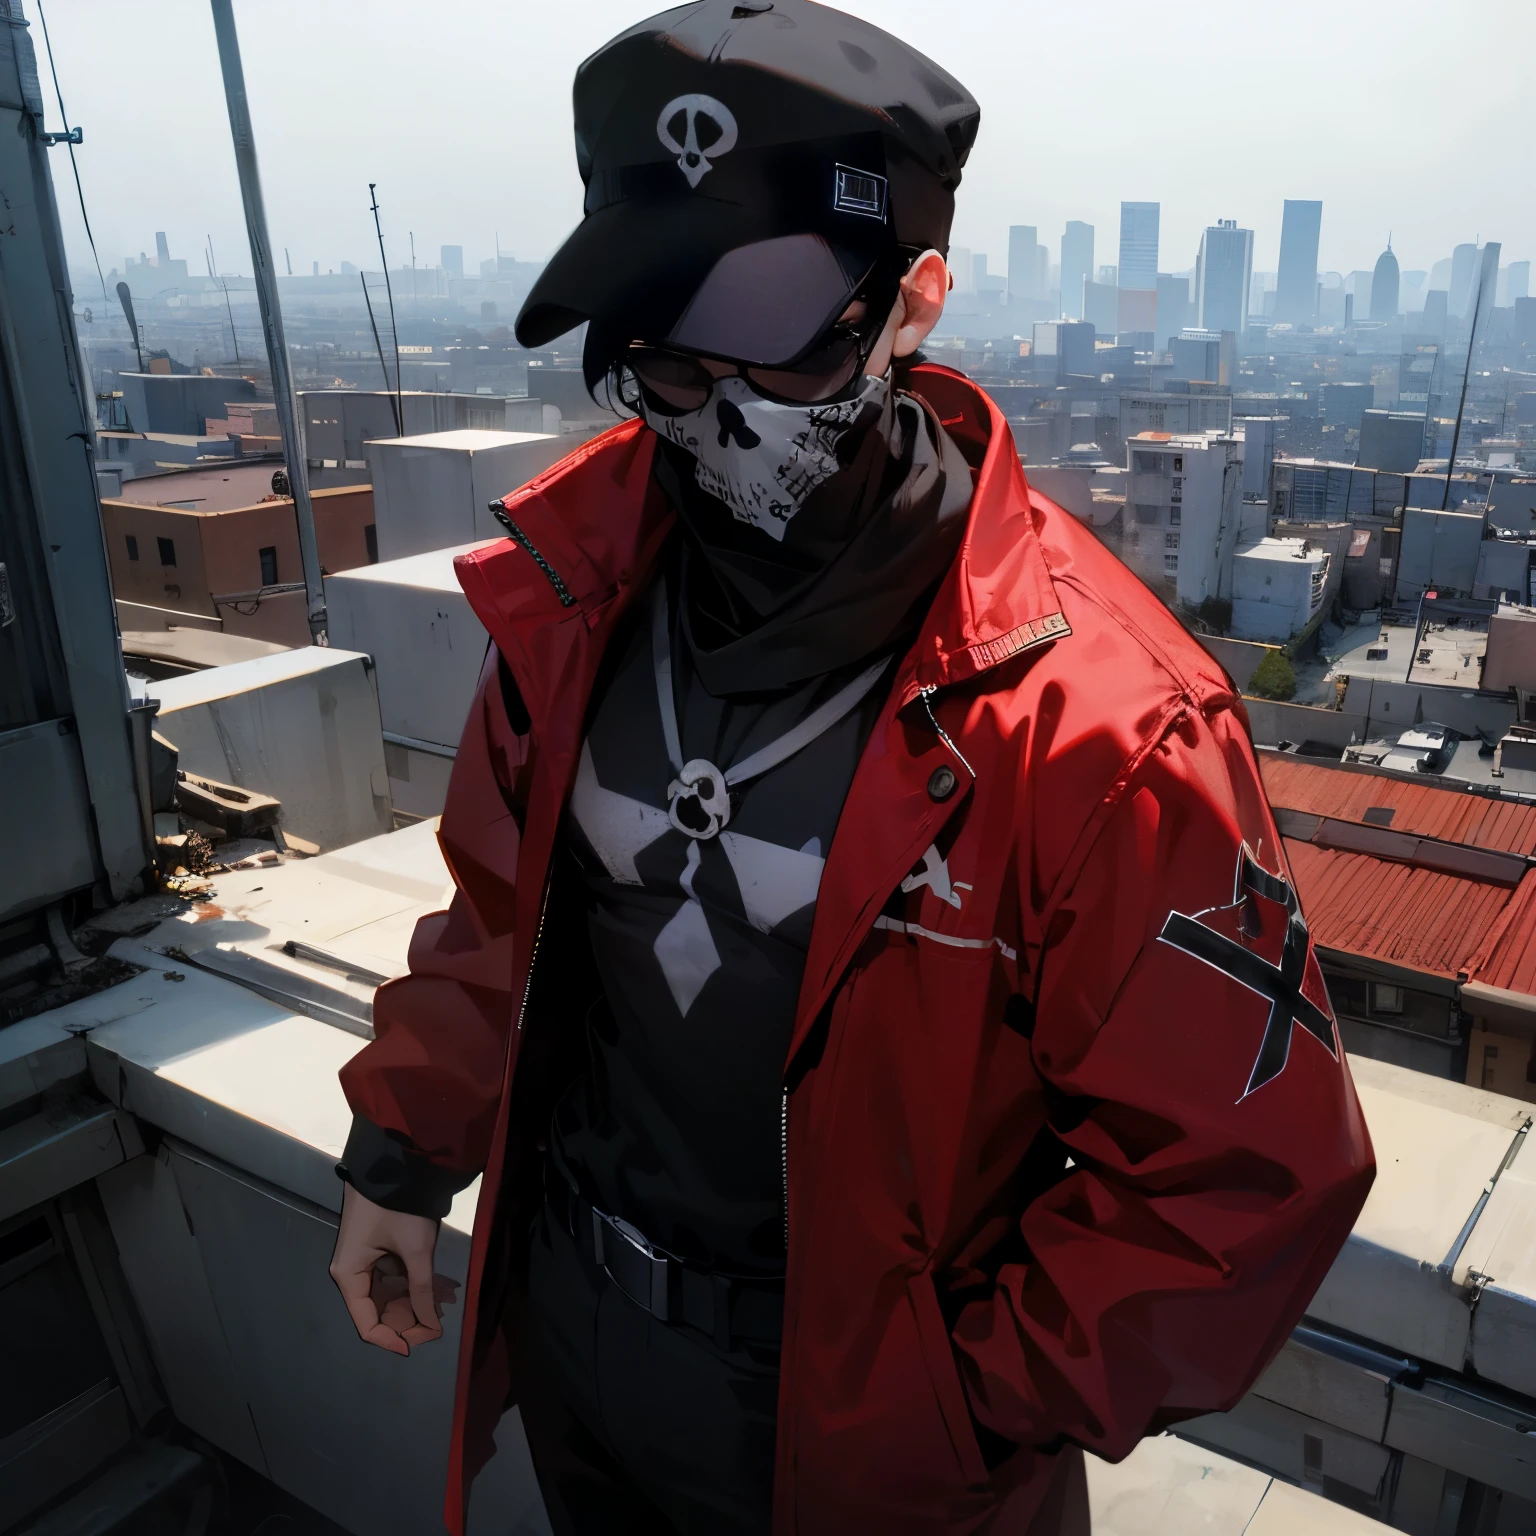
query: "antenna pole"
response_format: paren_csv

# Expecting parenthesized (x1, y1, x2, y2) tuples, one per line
(1441, 245, 1496, 512)
(221, 280, 240, 365)
(368, 183, 404, 438)
(210, 0, 326, 643)
(361, 272, 400, 434)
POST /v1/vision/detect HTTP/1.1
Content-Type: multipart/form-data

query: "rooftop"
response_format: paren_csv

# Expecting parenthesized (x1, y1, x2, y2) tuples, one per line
(1236, 536, 1329, 564)
(368, 428, 551, 451)
(324, 540, 496, 593)
(1261, 751, 1536, 987)
(1283, 838, 1514, 979)
(106, 461, 285, 512)
(1315, 613, 1491, 690)
(1260, 753, 1536, 854)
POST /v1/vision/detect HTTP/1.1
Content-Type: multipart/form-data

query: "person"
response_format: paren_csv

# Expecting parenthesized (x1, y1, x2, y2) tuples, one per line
(328, 4, 1375, 1533)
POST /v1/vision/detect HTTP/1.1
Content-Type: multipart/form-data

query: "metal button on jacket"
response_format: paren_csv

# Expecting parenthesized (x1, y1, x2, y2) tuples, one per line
(927, 765, 957, 802)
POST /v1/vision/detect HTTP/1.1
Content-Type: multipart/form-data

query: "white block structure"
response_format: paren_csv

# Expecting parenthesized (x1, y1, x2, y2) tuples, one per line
(1230, 537, 1330, 642)
(151, 648, 392, 852)
(326, 543, 494, 816)
(366, 428, 571, 561)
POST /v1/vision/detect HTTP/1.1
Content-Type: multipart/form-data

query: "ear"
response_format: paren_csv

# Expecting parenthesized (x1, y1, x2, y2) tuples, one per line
(891, 249, 950, 358)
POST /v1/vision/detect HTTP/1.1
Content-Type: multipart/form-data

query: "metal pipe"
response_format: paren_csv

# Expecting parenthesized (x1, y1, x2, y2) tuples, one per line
(209, 0, 326, 644)
(368, 182, 404, 439)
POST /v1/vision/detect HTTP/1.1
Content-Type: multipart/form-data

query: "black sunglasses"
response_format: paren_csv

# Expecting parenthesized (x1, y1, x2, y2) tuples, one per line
(624, 308, 888, 415)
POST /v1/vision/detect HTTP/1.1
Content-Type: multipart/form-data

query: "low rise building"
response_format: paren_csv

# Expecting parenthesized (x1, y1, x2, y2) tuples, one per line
(100, 463, 376, 646)
(1230, 536, 1329, 641)
(1358, 410, 1426, 472)
(1272, 458, 1411, 523)
(298, 390, 560, 489)
(1395, 506, 1486, 601)
(1483, 602, 1536, 693)
(115, 370, 256, 436)
(365, 428, 571, 561)
(1260, 751, 1536, 1099)
(1124, 429, 1244, 609)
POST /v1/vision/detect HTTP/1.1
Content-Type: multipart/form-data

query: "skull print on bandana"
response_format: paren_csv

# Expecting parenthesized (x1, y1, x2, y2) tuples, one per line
(640, 372, 893, 541)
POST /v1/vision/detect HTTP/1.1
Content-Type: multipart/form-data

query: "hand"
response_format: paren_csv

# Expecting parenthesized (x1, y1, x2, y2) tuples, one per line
(330, 1182, 446, 1355)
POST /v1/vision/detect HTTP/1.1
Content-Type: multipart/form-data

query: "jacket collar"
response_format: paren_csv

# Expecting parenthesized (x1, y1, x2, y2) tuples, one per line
(454, 365, 1068, 713)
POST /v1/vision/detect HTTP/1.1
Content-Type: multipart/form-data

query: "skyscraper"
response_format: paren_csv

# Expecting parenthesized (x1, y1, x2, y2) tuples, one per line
(1508, 262, 1531, 303)
(441, 245, 464, 279)
(1195, 220, 1254, 335)
(1449, 243, 1479, 318)
(1370, 241, 1400, 322)
(1060, 221, 1093, 320)
(1007, 226, 1045, 304)
(1473, 242, 1501, 331)
(1274, 200, 1322, 325)
(1118, 202, 1159, 291)
(1156, 273, 1190, 342)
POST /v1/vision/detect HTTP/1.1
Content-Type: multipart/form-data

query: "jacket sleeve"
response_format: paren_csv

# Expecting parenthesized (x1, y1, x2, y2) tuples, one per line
(952, 699, 1375, 1459)
(336, 645, 531, 1219)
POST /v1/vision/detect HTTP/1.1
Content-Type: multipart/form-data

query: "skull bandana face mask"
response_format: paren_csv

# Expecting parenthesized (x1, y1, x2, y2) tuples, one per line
(639, 372, 893, 542)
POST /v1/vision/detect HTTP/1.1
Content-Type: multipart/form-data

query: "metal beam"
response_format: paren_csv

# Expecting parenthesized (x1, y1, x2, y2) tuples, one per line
(209, 0, 326, 643)
(0, 4, 148, 903)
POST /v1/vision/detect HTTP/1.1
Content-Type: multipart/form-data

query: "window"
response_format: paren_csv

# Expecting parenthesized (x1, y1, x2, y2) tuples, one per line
(364, 523, 378, 564)
(157, 536, 177, 567)
(1371, 984, 1404, 1015)
(125, 534, 139, 561)
(1165, 531, 1180, 549)
(259, 546, 278, 587)
(1173, 455, 1184, 471)
(1163, 553, 1179, 572)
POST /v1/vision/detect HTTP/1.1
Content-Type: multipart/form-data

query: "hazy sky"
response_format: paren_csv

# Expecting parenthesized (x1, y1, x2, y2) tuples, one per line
(42, 0, 1533, 294)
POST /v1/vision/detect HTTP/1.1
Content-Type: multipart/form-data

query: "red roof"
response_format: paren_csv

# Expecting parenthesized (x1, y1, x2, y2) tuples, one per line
(1283, 839, 1515, 979)
(1465, 872, 1536, 992)
(1261, 755, 1536, 856)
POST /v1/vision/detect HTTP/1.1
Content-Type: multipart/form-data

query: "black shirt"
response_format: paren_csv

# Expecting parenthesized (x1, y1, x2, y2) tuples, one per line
(550, 387, 971, 1276)
(553, 570, 889, 1273)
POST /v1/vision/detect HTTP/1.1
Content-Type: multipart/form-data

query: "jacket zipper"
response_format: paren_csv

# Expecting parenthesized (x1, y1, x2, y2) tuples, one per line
(781, 1087, 789, 1255)
(918, 683, 976, 778)
(515, 885, 552, 1035)
(490, 503, 577, 608)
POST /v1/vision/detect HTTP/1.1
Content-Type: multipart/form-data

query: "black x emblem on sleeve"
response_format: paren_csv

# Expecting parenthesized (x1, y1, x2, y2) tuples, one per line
(1158, 848, 1338, 1100)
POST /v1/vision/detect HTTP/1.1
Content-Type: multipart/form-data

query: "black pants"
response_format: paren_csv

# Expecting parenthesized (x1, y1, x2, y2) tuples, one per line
(515, 1207, 779, 1536)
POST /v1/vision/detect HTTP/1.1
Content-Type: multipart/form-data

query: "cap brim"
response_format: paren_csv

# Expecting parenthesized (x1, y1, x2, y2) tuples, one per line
(516, 200, 881, 367)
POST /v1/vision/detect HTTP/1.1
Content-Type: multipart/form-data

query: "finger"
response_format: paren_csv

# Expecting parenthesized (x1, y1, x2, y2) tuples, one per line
(331, 1252, 407, 1354)
(381, 1293, 422, 1334)
(359, 1319, 412, 1356)
(401, 1241, 443, 1342)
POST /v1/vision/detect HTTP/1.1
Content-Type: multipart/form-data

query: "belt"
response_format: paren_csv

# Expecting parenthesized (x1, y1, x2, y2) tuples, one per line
(545, 1171, 784, 1351)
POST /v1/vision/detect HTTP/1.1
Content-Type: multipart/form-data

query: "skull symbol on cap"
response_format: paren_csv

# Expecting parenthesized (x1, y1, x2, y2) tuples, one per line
(656, 94, 738, 189)
(668, 758, 732, 840)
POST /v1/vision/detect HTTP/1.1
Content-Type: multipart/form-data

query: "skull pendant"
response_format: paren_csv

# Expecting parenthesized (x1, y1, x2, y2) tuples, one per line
(668, 759, 731, 840)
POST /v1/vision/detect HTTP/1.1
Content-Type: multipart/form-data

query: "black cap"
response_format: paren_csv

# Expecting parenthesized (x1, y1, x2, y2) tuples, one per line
(514, 0, 980, 367)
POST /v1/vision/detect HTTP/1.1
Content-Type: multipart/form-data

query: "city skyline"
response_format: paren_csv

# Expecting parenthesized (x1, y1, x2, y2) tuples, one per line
(42, 0, 1533, 296)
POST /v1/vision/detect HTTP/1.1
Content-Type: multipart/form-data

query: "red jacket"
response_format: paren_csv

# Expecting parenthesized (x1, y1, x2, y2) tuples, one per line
(339, 366, 1374, 1535)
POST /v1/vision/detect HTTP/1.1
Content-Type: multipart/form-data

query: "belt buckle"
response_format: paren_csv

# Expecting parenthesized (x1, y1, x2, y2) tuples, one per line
(592, 1209, 672, 1321)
